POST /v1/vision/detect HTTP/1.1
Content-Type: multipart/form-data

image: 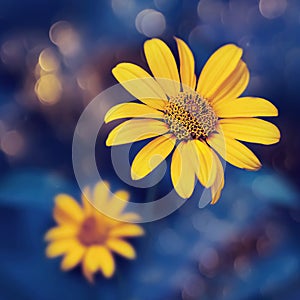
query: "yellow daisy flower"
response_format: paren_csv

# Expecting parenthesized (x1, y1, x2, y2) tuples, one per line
(45, 181, 144, 283)
(105, 38, 280, 203)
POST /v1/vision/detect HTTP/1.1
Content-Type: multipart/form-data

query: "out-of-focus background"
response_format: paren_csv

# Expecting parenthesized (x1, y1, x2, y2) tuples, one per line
(0, 0, 300, 299)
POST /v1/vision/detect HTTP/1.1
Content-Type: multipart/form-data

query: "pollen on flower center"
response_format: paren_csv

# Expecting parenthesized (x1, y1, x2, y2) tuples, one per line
(164, 91, 218, 141)
(78, 216, 109, 246)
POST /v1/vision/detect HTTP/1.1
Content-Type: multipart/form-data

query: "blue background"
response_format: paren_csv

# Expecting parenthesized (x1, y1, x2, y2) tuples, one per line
(0, 0, 300, 299)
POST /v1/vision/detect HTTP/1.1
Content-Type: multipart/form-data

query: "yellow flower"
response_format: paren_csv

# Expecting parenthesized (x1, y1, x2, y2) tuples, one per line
(45, 181, 144, 283)
(105, 38, 280, 203)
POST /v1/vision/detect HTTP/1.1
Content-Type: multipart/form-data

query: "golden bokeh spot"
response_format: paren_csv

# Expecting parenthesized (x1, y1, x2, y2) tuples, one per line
(164, 91, 217, 141)
(38, 48, 60, 72)
(35, 74, 62, 105)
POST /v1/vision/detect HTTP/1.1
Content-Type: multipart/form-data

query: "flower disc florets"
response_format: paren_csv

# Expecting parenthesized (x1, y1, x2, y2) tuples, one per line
(164, 91, 218, 141)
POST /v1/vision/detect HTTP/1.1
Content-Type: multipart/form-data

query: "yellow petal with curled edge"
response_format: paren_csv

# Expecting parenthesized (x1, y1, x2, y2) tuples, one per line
(175, 37, 196, 91)
(112, 63, 168, 110)
(106, 119, 169, 146)
(210, 151, 225, 205)
(207, 132, 261, 170)
(197, 44, 243, 100)
(105, 103, 164, 123)
(189, 139, 216, 188)
(213, 97, 278, 118)
(210, 60, 249, 105)
(144, 38, 180, 97)
(131, 134, 176, 180)
(219, 118, 280, 145)
(171, 141, 196, 199)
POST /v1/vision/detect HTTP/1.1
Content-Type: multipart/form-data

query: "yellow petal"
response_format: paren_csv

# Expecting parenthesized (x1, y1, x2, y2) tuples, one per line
(210, 151, 225, 205)
(106, 238, 136, 259)
(131, 134, 176, 180)
(107, 190, 130, 217)
(82, 259, 94, 283)
(53, 194, 84, 225)
(112, 63, 168, 110)
(210, 60, 249, 105)
(120, 212, 141, 222)
(175, 37, 196, 90)
(83, 247, 100, 272)
(213, 97, 278, 118)
(45, 238, 79, 258)
(105, 103, 164, 123)
(106, 119, 169, 146)
(189, 139, 216, 187)
(81, 186, 93, 215)
(110, 224, 144, 238)
(94, 211, 119, 228)
(91, 246, 115, 278)
(144, 38, 180, 97)
(91, 181, 110, 211)
(82, 246, 115, 281)
(219, 118, 280, 145)
(82, 247, 98, 283)
(197, 44, 243, 100)
(211, 185, 222, 205)
(112, 190, 129, 202)
(60, 244, 85, 271)
(171, 142, 196, 199)
(207, 132, 261, 170)
(44, 226, 77, 241)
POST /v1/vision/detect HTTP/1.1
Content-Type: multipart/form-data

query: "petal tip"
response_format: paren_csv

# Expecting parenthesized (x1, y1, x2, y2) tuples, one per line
(105, 139, 111, 147)
(175, 187, 192, 200)
(130, 169, 142, 181)
(139, 227, 145, 236)
(249, 162, 262, 171)
(128, 252, 136, 260)
(44, 231, 51, 241)
(111, 66, 118, 78)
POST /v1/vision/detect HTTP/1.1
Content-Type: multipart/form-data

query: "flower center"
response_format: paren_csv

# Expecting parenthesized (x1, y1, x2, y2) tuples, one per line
(164, 91, 218, 141)
(78, 216, 109, 246)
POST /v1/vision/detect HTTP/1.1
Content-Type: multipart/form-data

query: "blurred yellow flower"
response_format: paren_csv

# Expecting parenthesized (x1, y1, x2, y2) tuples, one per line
(105, 38, 280, 203)
(45, 181, 144, 283)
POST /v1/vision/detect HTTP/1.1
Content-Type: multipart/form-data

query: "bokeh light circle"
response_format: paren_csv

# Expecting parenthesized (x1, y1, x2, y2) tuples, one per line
(135, 9, 166, 37)
(259, 0, 287, 19)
